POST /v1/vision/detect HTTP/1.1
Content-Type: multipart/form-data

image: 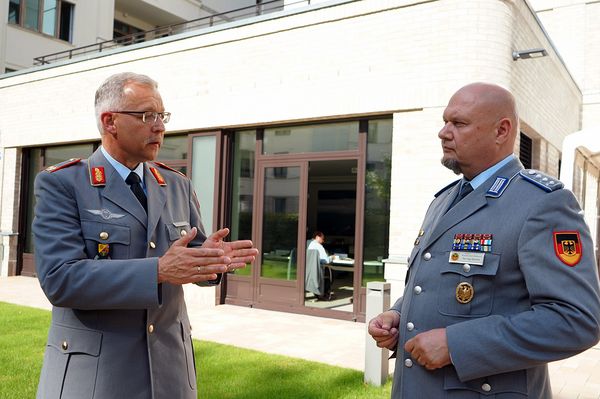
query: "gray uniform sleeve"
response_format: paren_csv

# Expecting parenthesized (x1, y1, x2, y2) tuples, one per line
(34, 170, 160, 310)
(447, 189, 600, 381)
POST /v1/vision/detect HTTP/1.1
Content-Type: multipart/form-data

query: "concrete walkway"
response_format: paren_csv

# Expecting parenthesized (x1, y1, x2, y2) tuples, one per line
(1, 276, 599, 398)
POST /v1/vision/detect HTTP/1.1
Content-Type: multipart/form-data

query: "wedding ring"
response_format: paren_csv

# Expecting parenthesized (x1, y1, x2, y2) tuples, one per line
(196, 266, 200, 273)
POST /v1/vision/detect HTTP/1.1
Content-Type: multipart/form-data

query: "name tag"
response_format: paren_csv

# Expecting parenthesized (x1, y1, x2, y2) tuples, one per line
(449, 251, 485, 265)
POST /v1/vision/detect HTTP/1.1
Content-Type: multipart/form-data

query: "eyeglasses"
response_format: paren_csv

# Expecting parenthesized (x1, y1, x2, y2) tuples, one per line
(111, 111, 171, 124)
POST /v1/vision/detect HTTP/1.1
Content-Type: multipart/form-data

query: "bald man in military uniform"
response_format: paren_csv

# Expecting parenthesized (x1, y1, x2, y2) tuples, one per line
(368, 82, 600, 398)
(33, 72, 258, 399)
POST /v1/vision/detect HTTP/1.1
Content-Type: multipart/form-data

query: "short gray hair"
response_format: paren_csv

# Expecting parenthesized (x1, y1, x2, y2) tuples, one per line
(94, 72, 158, 133)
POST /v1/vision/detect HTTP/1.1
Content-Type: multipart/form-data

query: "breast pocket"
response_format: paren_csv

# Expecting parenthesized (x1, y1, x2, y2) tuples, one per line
(444, 367, 527, 398)
(39, 324, 102, 399)
(166, 221, 192, 243)
(81, 220, 130, 259)
(437, 252, 500, 317)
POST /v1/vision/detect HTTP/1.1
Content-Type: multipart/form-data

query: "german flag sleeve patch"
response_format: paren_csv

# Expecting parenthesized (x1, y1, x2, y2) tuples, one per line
(553, 231, 582, 267)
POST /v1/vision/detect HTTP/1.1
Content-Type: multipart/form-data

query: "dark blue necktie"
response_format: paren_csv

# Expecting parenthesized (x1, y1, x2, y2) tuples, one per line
(449, 182, 473, 209)
(126, 172, 147, 212)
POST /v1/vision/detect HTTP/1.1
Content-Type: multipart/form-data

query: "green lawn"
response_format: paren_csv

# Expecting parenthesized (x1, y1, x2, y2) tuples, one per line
(0, 302, 391, 398)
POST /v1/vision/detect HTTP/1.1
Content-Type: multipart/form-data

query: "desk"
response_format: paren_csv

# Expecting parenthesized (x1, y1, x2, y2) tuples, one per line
(330, 258, 354, 273)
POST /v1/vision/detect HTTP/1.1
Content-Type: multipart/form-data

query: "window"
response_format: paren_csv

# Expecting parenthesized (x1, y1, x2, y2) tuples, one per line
(230, 131, 256, 276)
(58, 1, 73, 41)
(519, 132, 533, 169)
(362, 119, 392, 286)
(8, 0, 20, 23)
(263, 121, 359, 155)
(8, 0, 74, 42)
(23, 143, 96, 254)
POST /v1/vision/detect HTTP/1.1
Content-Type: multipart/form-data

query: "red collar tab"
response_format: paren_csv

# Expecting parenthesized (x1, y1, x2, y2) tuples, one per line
(149, 167, 167, 186)
(89, 165, 106, 186)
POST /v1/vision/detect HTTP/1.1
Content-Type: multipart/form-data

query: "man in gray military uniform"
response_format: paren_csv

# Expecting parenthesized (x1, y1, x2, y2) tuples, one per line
(368, 82, 600, 398)
(33, 72, 258, 399)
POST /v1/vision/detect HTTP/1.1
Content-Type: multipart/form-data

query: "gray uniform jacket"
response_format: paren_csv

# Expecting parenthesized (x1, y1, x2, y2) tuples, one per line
(391, 158, 600, 398)
(34, 148, 207, 399)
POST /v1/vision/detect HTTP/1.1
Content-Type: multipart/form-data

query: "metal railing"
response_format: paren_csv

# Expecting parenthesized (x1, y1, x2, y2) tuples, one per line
(33, 0, 312, 66)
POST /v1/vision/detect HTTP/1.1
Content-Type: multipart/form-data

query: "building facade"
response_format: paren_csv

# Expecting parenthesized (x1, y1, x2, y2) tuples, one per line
(0, 0, 596, 321)
(531, 0, 600, 267)
(0, 0, 264, 73)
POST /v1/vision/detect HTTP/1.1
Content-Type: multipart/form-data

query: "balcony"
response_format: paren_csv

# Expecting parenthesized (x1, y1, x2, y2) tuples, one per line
(33, 0, 315, 66)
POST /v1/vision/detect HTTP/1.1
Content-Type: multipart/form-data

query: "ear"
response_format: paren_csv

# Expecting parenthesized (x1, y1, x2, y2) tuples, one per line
(495, 117, 512, 145)
(100, 112, 117, 136)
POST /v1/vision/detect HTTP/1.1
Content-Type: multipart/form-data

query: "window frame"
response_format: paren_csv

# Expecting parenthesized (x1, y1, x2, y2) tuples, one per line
(8, 0, 74, 43)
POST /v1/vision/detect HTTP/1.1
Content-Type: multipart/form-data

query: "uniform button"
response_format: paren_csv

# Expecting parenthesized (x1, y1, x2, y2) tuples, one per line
(414, 238, 420, 246)
(528, 170, 535, 175)
(406, 256, 411, 264)
(99, 231, 109, 240)
(481, 383, 491, 392)
(423, 253, 431, 261)
(180, 229, 187, 237)
(61, 341, 68, 350)
(414, 286, 422, 295)
(462, 264, 471, 273)
(407, 322, 415, 331)
(542, 177, 548, 182)
(149, 241, 156, 249)
(404, 359, 413, 368)
(148, 324, 155, 334)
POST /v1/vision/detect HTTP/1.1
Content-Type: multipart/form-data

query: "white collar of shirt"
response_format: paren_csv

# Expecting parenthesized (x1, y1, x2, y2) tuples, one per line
(100, 146, 145, 189)
(463, 154, 516, 190)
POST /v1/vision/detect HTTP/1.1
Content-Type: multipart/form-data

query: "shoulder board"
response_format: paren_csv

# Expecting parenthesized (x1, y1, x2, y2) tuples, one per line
(434, 179, 460, 197)
(152, 161, 187, 178)
(519, 169, 563, 192)
(45, 158, 81, 173)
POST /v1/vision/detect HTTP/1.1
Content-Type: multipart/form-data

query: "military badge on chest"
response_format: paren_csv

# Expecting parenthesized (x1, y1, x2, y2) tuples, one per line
(449, 233, 493, 304)
(94, 231, 111, 260)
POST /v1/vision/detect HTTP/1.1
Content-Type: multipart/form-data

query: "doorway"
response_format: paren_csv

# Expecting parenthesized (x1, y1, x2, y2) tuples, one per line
(304, 160, 357, 312)
(253, 158, 360, 316)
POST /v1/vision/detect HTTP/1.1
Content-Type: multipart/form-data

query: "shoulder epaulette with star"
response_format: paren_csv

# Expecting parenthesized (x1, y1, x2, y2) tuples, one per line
(45, 158, 81, 173)
(519, 169, 563, 192)
(435, 179, 460, 197)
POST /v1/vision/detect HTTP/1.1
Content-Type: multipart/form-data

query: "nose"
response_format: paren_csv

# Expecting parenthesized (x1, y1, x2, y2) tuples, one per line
(151, 118, 166, 133)
(438, 122, 452, 140)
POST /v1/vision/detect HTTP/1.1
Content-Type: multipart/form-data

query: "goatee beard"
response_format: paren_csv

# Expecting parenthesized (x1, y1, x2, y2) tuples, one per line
(441, 158, 462, 175)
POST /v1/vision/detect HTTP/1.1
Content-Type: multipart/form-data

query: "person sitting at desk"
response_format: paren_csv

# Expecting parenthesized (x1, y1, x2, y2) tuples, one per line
(306, 231, 334, 301)
(308, 231, 331, 264)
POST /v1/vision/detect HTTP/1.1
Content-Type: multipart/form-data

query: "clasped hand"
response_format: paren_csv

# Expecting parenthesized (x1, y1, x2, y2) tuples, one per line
(368, 311, 451, 370)
(158, 227, 258, 284)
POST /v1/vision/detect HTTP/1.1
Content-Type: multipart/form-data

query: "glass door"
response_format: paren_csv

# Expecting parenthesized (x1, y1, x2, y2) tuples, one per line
(255, 162, 306, 307)
(304, 160, 357, 313)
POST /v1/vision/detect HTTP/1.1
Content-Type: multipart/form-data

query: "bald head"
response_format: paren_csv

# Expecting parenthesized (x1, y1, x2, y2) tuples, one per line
(438, 82, 519, 180)
(454, 82, 519, 134)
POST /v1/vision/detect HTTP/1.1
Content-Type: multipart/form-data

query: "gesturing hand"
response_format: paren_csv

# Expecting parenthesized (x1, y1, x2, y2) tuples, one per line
(201, 228, 258, 272)
(158, 227, 229, 284)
